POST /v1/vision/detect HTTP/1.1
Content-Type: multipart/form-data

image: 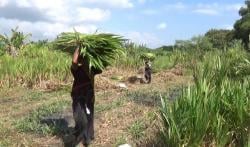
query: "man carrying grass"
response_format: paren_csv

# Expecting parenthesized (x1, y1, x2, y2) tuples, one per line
(55, 31, 124, 146)
(71, 47, 102, 146)
(144, 60, 152, 84)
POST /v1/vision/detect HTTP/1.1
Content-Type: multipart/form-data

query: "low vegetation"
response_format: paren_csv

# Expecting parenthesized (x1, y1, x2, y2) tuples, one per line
(160, 47, 250, 146)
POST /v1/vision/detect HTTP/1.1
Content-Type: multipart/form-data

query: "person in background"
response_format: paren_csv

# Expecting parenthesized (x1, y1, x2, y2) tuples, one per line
(70, 47, 102, 146)
(144, 60, 152, 84)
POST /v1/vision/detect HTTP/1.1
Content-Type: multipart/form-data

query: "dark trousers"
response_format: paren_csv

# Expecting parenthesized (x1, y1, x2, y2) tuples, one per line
(72, 94, 95, 144)
(145, 70, 152, 83)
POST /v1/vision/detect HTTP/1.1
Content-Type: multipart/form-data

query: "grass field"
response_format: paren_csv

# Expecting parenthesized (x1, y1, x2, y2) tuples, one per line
(0, 66, 191, 147)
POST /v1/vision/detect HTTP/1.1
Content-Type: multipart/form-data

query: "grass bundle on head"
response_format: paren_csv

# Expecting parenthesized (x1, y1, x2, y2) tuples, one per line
(54, 31, 126, 71)
(140, 52, 156, 61)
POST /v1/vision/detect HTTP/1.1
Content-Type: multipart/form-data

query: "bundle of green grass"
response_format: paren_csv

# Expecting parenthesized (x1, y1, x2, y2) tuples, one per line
(54, 31, 125, 70)
(140, 52, 155, 61)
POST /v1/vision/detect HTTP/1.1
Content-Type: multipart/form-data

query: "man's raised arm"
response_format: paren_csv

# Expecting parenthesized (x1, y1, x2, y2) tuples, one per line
(71, 47, 80, 71)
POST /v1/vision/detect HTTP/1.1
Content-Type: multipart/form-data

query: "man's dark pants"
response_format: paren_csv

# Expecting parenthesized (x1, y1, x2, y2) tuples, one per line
(145, 69, 152, 83)
(72, 88, 95, 144)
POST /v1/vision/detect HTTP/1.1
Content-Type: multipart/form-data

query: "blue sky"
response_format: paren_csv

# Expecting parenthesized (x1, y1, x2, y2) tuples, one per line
(0, 0, 245, 48)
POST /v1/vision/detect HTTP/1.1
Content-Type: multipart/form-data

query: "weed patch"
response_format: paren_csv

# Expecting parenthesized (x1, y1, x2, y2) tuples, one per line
(14, 100, 70, 135)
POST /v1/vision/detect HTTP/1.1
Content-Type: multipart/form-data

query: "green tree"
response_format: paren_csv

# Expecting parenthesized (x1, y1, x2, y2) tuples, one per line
(153, 45, 174, 56)
(205, 29, 233, 50)
(174, 40, 195, 51)
(156, 45, 174, 52)
(191, 35, 213, 51)
(234, 0, 250, 49)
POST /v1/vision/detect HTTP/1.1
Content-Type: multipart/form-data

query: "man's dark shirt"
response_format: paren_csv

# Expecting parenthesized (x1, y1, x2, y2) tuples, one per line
(145, 62, 152, 73)
(71, 62, 102, 97)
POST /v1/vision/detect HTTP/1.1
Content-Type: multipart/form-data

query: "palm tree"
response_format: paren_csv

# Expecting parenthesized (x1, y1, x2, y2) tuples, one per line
(0, 27, 31, 57)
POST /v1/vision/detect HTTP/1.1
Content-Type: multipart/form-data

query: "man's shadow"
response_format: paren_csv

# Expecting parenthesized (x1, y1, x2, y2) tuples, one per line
(40, 109, 78, 147)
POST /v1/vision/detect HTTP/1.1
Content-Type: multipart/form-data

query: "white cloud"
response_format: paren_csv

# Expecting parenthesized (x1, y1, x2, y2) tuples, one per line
(138, 0, 146, 4)
(196, 2, 243, 11)
(124, 31, 163, 48)
(193, 3, 243, 15)
(0, 0, 111, 23)
(225, 4, 243, 11)
(0, 18, 97, 40)
(26, 0, 110, 23)
(76, 8, 110, 23)
(0, 0, 8, 7)
(157, 22, 167, 30)
(221, 24, 233, 30)
(71, 26, 164, 48)
(141, 9, 158, 15)
(196, 3, 218, 9)
(163, 2, 243, 16)
(83, 0, 133, 8)
(16, 0, 31, 7)
(0, 0, 114, 40)
(165, 2, 187, 10)
(193, 9, 219, 15)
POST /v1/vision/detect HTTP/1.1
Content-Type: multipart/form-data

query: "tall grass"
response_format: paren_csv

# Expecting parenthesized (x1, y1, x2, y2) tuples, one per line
(152, 49, 193, 72)
(114, 42, 149, 69)
(0, 44, 71, 88)
(1, 41, 181, 88)
(114, 42, 193, 72)
(160, 47, 250, 146)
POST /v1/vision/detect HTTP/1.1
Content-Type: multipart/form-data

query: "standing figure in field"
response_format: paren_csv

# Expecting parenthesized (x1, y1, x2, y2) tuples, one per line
(144, 60, 152, 84)
(71, 47, 102, 146)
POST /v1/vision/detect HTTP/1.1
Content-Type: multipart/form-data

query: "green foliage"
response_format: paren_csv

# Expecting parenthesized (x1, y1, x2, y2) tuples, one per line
(32, 39, 50, 48)
(205, 29, 233, 50)
(153, 45, 174, 57)
(191, 35, 213, 51)
(224, 48, 250, 79)
(146, 111, 157, 123)
(128, 120, 146, 139)
(174, 35, 213, 52)
(155, 45, 174, 52)
(0, 44, 71, 88)
(234, 0, 250, 49)
(160, 48, 250, 146)
(114, 42, 149, 69)
(0, 139, 11, 147)
(140, 52, 156, 61)
(54, 31, 126, 70)
(0, 41, 5, 56)
(0, 27, 31, 56)
(174, 39, 195, 51)
(14, 100, 70, 135)
(152, 54, 176, 72)
(114, 136, 127, 146)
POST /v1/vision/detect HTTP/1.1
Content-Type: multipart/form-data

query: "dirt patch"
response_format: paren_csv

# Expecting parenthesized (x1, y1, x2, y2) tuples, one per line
(92, 102, 158, 146)
(95, 66, 189, 93)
